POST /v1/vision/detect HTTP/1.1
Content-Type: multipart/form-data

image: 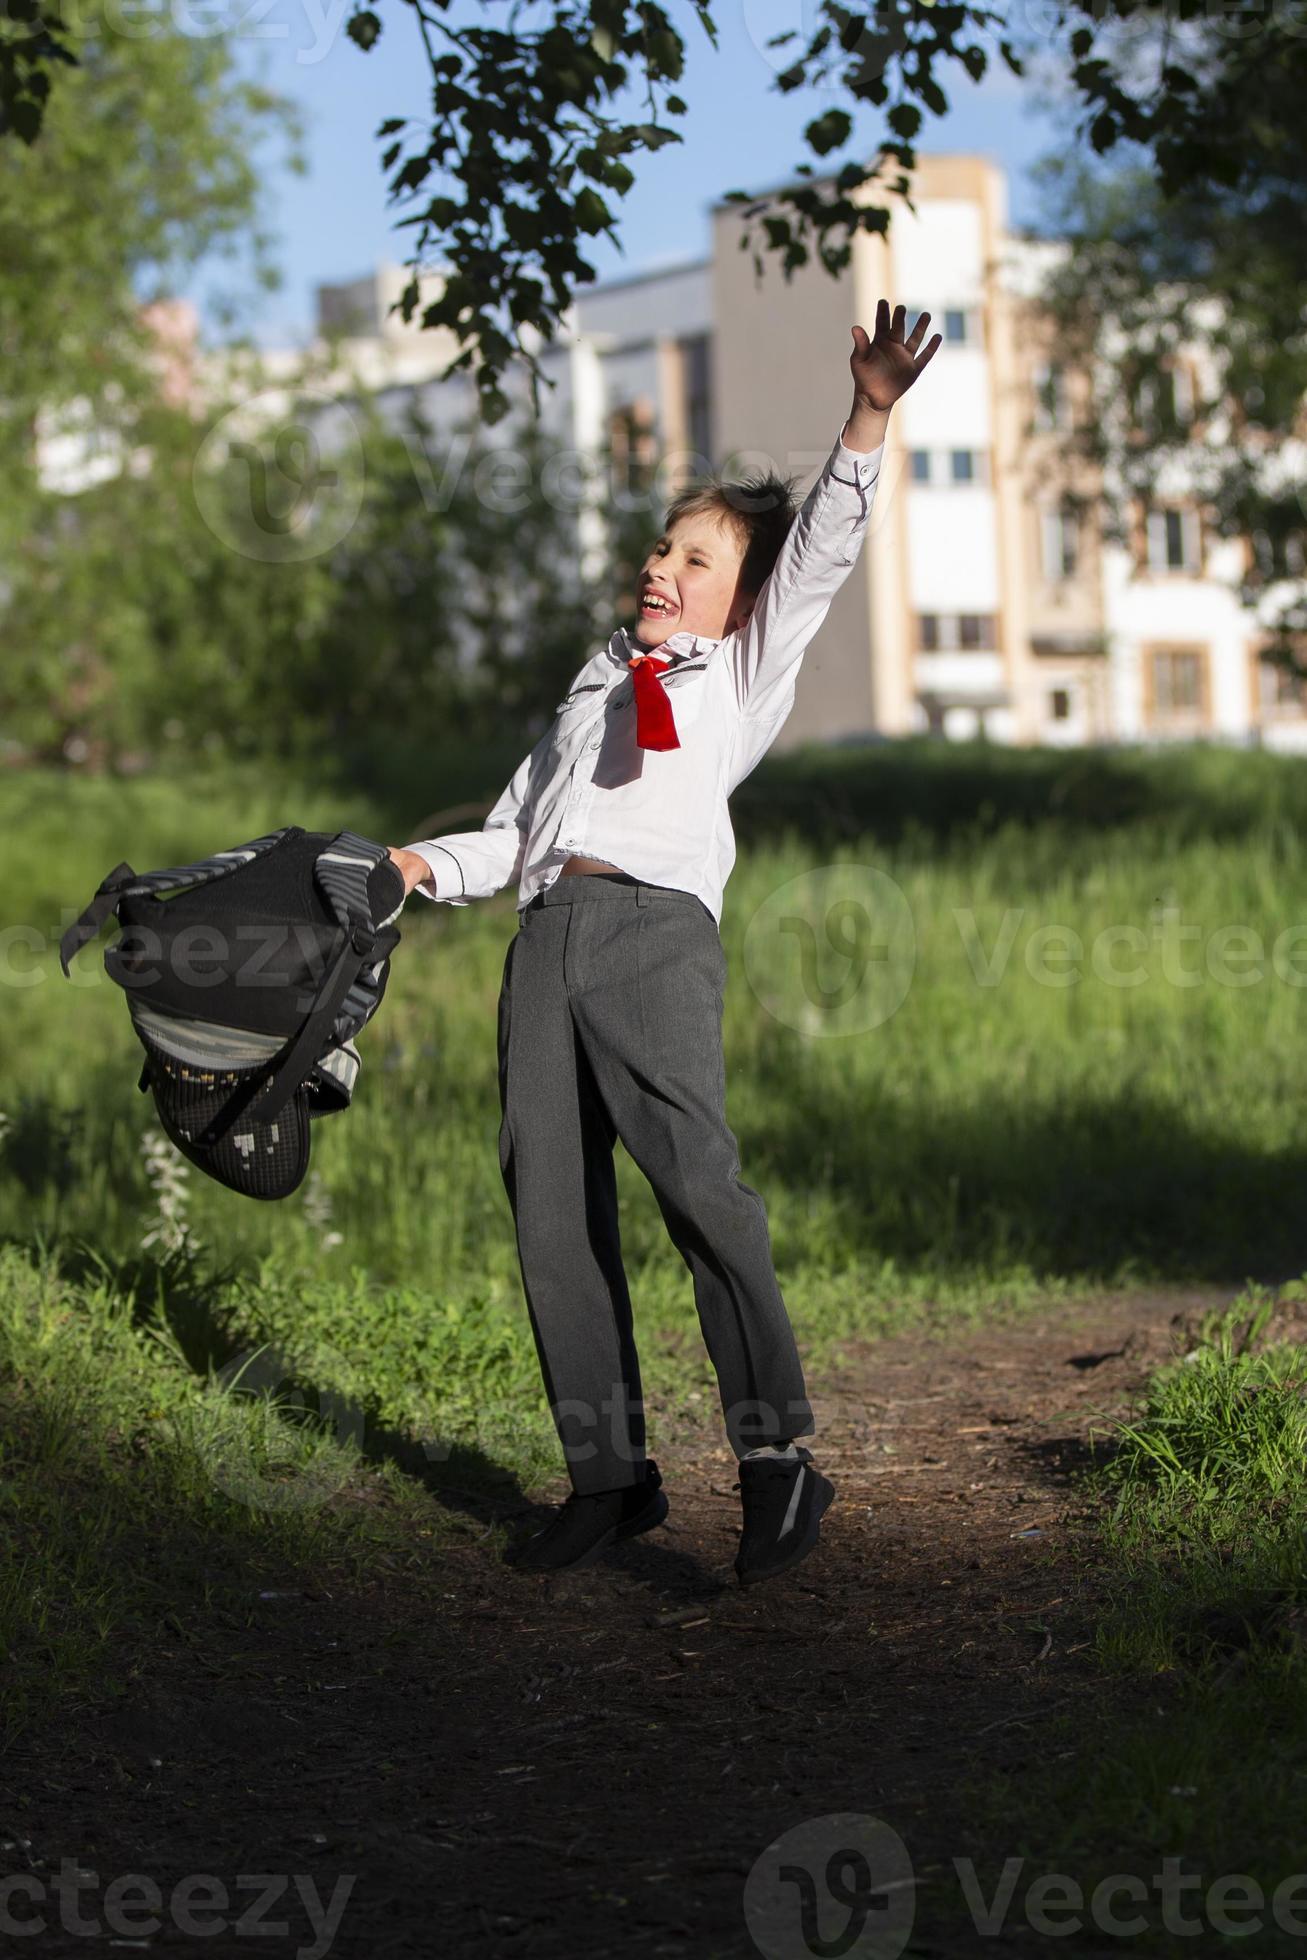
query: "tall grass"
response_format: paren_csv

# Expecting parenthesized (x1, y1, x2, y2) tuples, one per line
(10, 751, 1307, 1314)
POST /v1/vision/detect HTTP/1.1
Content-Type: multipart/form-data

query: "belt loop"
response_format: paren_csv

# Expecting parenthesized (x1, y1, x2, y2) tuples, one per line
(635, 884, 651, 907)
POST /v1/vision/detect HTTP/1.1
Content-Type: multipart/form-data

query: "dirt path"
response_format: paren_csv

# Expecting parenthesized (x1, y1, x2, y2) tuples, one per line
(4, 1284, 1236, 1958)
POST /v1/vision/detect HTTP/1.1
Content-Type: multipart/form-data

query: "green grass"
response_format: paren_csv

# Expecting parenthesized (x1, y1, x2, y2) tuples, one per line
(950, 1283, 1307, 1954)
(6, 740, 1307, 1745)
(14, 748, 1307, 1301)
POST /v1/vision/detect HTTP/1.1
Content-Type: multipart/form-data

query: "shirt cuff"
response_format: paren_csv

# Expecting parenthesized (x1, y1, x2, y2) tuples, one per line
(405, 842, 462, 902)
(832, 431, 885, 479)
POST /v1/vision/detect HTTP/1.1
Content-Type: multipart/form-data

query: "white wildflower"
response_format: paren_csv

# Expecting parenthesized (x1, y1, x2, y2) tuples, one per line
(140, 1129, 194, 1254)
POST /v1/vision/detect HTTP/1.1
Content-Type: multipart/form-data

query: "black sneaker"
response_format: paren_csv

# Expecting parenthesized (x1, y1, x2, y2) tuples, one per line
(505, 1459, 668, 1572)
(733, 1446, 835, 1587)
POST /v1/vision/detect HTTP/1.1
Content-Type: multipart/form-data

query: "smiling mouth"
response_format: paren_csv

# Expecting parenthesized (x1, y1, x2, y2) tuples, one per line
(639, 592, 678, 619)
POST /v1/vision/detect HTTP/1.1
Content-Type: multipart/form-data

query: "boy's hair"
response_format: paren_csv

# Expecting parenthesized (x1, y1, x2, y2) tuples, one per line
(662, 466, 799, 599)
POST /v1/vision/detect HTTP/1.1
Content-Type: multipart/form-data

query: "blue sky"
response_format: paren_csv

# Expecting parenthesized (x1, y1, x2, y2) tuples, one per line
(187, 1, 1069, 348)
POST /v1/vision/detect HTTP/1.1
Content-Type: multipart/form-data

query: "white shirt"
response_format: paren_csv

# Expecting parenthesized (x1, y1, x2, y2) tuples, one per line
(408, 427, 884, 927)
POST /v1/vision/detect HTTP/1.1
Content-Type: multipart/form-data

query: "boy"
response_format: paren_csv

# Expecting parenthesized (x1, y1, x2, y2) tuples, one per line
(389, 300, 940, 1585)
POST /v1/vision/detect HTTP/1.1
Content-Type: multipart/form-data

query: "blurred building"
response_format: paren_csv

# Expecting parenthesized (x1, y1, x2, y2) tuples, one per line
(36, 158, 1306, 754)
(288, 156, 1306, 754)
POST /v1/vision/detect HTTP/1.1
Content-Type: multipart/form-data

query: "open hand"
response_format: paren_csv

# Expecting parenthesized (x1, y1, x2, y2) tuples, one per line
(850, 301, 942, 411)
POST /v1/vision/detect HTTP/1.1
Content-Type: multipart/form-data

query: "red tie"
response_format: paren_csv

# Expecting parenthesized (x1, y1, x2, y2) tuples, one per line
(627, 652, 680, 751)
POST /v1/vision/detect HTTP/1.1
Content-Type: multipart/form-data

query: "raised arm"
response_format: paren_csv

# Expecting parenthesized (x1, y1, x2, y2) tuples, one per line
(729, 301, 941, 724)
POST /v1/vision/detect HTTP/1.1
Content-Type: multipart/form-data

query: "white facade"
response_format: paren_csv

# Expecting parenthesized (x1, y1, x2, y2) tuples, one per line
(33, 163, 1306, 754)
(259, 228, 1307, 755)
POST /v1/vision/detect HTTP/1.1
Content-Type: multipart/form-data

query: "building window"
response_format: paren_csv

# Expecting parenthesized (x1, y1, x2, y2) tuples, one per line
(1041, 506, 1079, 579)
(917, 614, 999, 653)
(912, 448, 988, 484)
(1032, 361, 1071, 432)
(1150, 647, 1205, 720)
(907, 303, 980, 349)
(1146, 506, 1201, 575)
(958, 613, 996, 650)
(1260, 661, 1307, 711)
(1050, 688, 1072, 722)
(1251, 529, 1307, 581)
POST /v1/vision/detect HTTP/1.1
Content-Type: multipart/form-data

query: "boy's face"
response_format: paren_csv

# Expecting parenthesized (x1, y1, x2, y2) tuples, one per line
(633, 512, 754, 649)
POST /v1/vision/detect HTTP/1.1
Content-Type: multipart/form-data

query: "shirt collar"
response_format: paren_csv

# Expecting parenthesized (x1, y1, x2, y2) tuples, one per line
(611, 625, 721, 669)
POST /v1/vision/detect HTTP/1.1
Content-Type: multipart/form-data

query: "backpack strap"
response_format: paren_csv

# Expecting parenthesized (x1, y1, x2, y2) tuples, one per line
(59, 829, 296, 979)
(315, 831, 403, 934)
(189, 923, 375, 1150)
(60, 861, 138, 977)
(314, 831, 405, 1040)
(113, 827, 296, 903)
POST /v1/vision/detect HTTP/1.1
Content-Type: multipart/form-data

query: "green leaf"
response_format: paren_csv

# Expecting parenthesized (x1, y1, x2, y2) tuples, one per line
(1090, 109, 1117, 152)
(805, 108, 852, 156)
(503, 202, 544, 250)
(574, 186, 612, 233)
(836, 8, 864, 53)
(346, 9, 381, 52)
(694, 2, 719, 50)
(629, 122, 680, 151)
(646, 28, 683, 79)
(6, 96, 43, 144)
(395, 155, 432, 193)
(887, 101, 921, 139)
(439, 274, 474, 317)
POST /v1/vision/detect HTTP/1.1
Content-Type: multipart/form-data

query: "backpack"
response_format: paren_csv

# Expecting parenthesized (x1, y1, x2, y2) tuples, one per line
(60, 826, 406, 1201)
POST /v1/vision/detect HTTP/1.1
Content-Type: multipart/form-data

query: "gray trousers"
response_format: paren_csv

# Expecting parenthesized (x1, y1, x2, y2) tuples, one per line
(496, 871, 815, 1495)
